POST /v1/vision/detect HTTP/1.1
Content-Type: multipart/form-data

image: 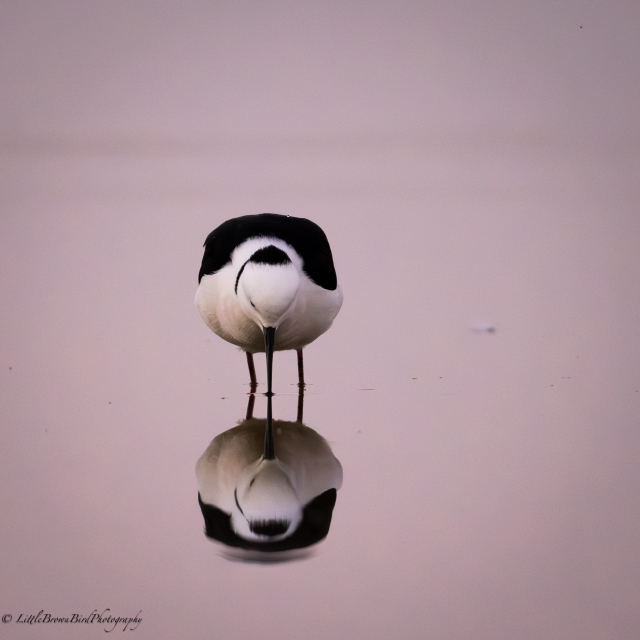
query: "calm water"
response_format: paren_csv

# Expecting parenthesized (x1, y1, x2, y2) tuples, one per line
(2, 136, 639, 639)
(2, 1, 640, 637)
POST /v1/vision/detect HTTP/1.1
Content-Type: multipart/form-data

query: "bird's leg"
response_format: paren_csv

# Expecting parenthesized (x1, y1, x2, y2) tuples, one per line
(246, 351, 257, 387)
(245, 351, 258, 419)
(243, 352, 258, 419)
(297, 349, 305, 388)
(245, 381, 257, 420)
(296, 381, 304, 424)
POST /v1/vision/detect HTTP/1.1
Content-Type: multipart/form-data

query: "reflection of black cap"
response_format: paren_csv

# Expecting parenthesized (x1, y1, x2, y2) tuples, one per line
(198, 489, 337, 552)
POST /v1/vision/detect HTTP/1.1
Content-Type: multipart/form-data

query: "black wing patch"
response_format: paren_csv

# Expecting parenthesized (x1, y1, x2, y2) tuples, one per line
(198, 213, 338, 290)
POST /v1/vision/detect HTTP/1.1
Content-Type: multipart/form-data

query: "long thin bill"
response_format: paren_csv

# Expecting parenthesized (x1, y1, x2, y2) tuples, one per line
(263, 326, 276, 397)
(263, 326, 276, 460)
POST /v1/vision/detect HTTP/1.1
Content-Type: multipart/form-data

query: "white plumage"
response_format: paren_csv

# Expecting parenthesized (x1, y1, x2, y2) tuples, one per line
(196, 236, 342, 354)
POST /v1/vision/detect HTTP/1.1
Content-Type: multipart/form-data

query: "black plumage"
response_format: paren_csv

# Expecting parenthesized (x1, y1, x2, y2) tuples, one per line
(199, 213, 338, 290)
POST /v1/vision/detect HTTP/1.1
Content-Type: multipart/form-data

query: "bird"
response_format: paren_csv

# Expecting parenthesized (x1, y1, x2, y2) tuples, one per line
(196, 213, 343, 395)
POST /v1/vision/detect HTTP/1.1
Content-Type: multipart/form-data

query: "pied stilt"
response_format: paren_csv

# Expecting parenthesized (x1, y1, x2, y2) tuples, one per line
(196, 213, 343, 394)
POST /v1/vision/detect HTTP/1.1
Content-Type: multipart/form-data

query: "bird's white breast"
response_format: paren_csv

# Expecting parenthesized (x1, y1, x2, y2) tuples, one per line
(195, 236, 343, 353)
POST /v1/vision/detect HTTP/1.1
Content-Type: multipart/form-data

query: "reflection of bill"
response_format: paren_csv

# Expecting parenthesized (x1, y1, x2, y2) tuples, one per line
(196, 398, 342, 560)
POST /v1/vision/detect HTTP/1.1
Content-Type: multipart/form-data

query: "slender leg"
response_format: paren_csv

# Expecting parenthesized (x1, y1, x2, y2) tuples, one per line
(246, 351, 257, 386)
(297, 349, 305, 388)
(245, 380, 257, 420)
(296, 382, 304, 424)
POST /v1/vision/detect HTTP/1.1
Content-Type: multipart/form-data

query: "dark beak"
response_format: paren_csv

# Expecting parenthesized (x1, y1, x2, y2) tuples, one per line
(263, 326, 276, 460)
(263, 326, 276, 396)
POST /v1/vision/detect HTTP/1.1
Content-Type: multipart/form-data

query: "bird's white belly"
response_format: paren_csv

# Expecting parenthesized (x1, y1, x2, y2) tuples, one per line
(196, 267, 263, 351)
(196, 267, 342, 353)
(274, 277, 343, 351)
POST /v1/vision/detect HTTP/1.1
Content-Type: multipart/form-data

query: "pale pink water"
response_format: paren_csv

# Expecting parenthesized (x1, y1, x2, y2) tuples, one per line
(1, 2, 640, 639)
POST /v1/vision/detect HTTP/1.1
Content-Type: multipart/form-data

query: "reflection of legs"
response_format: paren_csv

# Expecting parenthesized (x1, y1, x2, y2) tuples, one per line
(246, 380, 258, 420)
(246, 351, 257, 386)
(296, 383, 304, 424)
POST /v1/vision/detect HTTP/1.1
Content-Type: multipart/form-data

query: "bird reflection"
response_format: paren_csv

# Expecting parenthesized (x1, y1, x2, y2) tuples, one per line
(196, 386, 342, 561)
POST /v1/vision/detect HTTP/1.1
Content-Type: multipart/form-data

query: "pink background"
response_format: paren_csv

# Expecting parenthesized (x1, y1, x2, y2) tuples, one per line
(1, 1, 640, 638)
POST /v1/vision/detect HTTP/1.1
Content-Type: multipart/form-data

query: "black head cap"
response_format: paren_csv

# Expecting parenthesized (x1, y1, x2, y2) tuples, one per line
(249, 245, 292, 266)
(234, 246, 293, 294)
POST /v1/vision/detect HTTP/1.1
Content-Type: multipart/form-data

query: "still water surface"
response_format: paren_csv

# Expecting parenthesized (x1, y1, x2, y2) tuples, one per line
(1, 136, 639, 638)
